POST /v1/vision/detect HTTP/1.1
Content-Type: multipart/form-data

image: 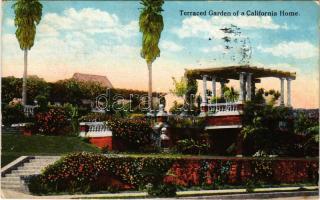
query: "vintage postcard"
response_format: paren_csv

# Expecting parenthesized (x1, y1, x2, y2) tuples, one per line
(1, 0, 319, 199)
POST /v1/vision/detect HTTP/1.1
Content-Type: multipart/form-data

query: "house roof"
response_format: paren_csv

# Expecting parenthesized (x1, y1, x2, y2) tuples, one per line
(185, 65, 296, 81)
(72, 73, 113, 88)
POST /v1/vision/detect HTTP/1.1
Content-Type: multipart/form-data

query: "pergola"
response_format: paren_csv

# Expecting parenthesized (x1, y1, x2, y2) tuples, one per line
(185, 65, 296, 109)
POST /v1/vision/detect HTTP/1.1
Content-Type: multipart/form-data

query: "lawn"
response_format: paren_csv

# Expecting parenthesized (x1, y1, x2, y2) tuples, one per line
(1, 134, 101, 167)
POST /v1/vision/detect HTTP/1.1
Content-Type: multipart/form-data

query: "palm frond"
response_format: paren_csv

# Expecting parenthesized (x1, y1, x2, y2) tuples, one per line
(139, 0, 164, 64)
(12, 0, 43, 50)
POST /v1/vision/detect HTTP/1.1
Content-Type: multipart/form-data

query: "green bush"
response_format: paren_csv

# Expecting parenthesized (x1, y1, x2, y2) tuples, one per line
(34, 95, 48, 112)
(175, 139, 210, 154)
(2, 103, 26, 126)
(147, 183, 177, 197)
(107, 118, 153, 151)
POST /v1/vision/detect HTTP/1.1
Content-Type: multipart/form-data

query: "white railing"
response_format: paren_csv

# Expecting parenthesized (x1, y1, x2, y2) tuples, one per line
(79, 122, 112, 137)
(208, 101, 242, 115)
(23, 105, 38, 117)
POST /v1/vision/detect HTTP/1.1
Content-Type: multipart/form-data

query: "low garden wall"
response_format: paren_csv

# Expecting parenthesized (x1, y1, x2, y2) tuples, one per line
(28, 153, 318, 194)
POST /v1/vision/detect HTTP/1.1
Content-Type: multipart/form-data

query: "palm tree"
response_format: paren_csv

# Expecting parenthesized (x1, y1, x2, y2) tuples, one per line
(139, 0, 164, 112)
(13, 0, 42, 105)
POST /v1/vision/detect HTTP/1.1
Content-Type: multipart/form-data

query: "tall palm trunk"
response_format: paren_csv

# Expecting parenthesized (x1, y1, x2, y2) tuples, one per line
(22, 49, 28, 105)
(147, 62, 152, 111)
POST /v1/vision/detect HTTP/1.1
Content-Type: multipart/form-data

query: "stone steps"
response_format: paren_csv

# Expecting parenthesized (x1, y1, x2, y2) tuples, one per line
(11, 169, 41, 174)
(1, 156, 60, 192)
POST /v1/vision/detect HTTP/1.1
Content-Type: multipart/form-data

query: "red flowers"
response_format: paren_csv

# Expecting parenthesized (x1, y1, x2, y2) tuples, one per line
(35, 107, 69, 135)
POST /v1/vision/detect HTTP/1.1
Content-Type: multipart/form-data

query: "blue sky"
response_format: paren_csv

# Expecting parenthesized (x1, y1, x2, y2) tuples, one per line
(2, 1, 319, 108)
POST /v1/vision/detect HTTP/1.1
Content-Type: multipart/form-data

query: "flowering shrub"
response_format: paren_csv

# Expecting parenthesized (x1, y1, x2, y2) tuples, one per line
(34, 107, 69, 135)
(107, 118, 153, 151)
(251, 157, 274, 183)
(28, 153, 125, 194)
(28, 152, 174, 194)
(28, 153, 319, 194)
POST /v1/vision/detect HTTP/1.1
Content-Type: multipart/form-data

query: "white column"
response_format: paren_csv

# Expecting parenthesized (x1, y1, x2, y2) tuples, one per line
(211, 75, 216, 99)
(246, 73, 252, 101)
(220, 80, 225, 98)
(239, 72, 246, 102)
(280, 77, 285, 106)
(201, 75, 208, 105)
(287, 78, 292, 107)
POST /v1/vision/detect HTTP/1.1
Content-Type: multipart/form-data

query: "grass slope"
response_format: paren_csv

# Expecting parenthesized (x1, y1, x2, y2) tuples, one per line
(1, 134, 100, 167)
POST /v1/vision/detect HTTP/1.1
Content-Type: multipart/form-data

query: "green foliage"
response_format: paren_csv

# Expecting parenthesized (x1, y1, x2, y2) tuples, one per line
(1, 76, 22, 104)
(252, 88, 281, 105)
(303, 125, 319, 156)
(35, 95, 48, 112)
(223, 86, 239, 101)
(107, 118, 153, 151)
(2, 76, 162, 114)
(241, 91, 295, 155)
(244, 179, 255, 193)
(209, 86, 239, 103)
(294, 112, 317, 135)
(2, 103, 26, 126)
(50, 79, 88, 105)
(169, 100, 184, 114)
(2, 76, 50, 104)
(139, 0, 164, 64)
(175, 139, 210, 155)
(170, 77, 188, 98)
(63, 103, 79, 135)
(13, 0, 42, 50)
(170, 76, 198, 113)
(147, 183, 177, 197)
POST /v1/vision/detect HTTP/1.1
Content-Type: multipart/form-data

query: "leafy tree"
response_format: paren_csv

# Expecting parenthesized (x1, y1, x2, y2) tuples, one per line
(294, 112, 317, 135)
(13, 0, 42, 105)
(49, 79, 84, 105)
(241, 88, 294, 156)
(2, 76, 49, 104)
(170, 77, 198, 112)
(26, 76, 50, 104)
(223, 86, 239, 101)
(2, 76, 22, 104)
(170, 77, 188, 98)
(139, 0, 164, 111)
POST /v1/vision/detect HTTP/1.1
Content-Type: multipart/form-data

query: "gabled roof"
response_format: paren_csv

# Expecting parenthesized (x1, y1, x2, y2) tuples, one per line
(72, 73, 113, 88)
(185, 65, 296, 80)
